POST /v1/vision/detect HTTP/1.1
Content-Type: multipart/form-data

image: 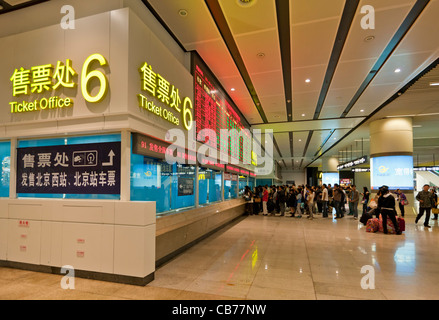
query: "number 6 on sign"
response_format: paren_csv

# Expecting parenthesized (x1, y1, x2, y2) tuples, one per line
(81, 53, 108, 103)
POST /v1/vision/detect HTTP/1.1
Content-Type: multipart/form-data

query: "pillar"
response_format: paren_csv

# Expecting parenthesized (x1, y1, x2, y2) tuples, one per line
(369, 118, 414, 214)
(321, 157, 339, 186)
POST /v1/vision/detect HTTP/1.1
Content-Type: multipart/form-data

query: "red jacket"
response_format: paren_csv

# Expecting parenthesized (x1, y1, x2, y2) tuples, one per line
(262, 190, 269, 202)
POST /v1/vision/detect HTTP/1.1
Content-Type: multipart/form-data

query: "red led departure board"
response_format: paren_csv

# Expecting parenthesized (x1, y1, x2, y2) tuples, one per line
(192, 53, 252, 164)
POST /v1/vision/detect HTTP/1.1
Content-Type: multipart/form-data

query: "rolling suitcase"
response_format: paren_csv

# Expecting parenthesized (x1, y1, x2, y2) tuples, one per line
(398, 217, 405, 232)
(366, 218, 379, 233)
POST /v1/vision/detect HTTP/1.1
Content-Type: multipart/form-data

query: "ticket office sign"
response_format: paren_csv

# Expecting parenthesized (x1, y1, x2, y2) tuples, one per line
(16, 142, 121, 194)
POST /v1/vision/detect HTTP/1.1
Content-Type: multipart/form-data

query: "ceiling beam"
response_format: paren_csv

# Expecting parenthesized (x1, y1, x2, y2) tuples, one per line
(275, 0, 292, 122)
(251, 117, 365, 133)
(313, 0, 360, 120)
(0, 0, 48, 15)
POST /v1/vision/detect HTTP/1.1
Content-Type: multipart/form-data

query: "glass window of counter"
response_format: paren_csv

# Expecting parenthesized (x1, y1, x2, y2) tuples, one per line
(0, 141, 11, 198)
(239, 175, 247, 196)
(199, 167, 222, 205)
(130, 155, 196, 215)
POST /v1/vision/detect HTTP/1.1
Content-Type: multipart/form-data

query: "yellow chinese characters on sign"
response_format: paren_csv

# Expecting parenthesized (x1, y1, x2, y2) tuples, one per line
(138, 62, 193, 131)
(9, 54, 109, 114)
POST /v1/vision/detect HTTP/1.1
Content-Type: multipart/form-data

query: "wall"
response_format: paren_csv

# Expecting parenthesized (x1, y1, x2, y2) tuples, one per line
(281, 170, 306, 186)
(354, 171, 370, 190)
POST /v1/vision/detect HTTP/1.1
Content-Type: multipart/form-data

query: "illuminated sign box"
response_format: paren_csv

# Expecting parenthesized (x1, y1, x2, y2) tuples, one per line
(337, 156, 368, 170)
(192, 53, 252, 164)
(322, 172, 339, 185)
(371, 155, 414, 190)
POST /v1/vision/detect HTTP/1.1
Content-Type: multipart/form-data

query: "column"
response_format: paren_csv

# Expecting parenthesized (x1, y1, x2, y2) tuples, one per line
(322, 157, 339, 186)
(120, 130, 131, 201)
(195, 166, 199, 208)
(369, 118, 414, 213)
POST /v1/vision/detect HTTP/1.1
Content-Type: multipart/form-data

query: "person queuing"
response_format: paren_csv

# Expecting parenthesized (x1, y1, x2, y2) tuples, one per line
(322, 184, 329, 218)
(415, 184, 435, 228)
(349, 185, 360, 220)
(377, 185, 402, 235)
(286, 187, 297, 217)
(306, 186, 315, 220)
(243, 186, 253, 215)
(276, 186, 287, 216)
(333, 184, 343, 219)
(262, 186, 269, 216)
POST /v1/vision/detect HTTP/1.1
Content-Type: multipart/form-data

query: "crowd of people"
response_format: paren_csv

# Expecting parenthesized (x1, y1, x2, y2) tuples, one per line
(242, 183, 439, 228)
(243, 183, 371, 220)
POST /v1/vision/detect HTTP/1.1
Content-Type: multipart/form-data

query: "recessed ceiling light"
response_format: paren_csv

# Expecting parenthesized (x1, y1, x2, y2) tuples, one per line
(429, 82, 439, 86)
(305, 79, 311, 83)
(364, 35, 375, 42)
(178, 9, 188, 17)
(299, 139, 302, 142)
(231, 88, 235, 91)
(395, 68, 401, 73)
(360, 109, 364, 112)
(302, 114, 305, 117)
(257, 52, 265, 58)
(237, 0, 258, 8)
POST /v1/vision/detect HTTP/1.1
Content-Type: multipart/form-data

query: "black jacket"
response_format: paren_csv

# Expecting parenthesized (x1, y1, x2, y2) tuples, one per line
(378, 193, 395, 211)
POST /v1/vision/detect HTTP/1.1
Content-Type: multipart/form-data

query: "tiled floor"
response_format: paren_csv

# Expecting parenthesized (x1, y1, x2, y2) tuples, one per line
(1, 211, 438, 300)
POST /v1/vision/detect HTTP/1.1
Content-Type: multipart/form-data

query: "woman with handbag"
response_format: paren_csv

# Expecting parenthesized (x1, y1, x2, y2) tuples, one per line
(396, 189, 408, 217)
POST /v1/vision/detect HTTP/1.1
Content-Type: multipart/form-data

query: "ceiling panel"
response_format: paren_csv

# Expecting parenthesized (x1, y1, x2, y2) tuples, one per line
(218, 0, 277, 36)
(148, 0, 220, 46)
(338, 3, 415, 62)
(290, 0, 345, 25)
(274, 132, 292, 158)
(292, 131, 310, 158)
(234, 29, 283, 74)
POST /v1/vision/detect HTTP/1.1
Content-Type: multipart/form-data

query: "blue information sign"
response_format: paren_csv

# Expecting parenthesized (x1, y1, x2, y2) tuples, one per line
(16, 142, 121, 194)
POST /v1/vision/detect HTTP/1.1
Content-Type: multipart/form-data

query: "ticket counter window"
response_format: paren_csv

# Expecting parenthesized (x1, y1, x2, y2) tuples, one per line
(0, 141, 11, 198)
(249, 177, 255, 191)
(199, 168, 222, 205)
(130, 155, 196, 214)
(224, 174, 231, 200)
(230, 174, 238, 199)
(239, 175, 247, 196)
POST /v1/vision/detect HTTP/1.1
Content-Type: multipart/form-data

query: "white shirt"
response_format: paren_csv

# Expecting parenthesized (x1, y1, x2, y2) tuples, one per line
(322, 188, 329, 201)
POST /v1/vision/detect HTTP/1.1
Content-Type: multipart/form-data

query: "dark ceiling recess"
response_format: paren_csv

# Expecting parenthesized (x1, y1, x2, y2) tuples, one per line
(340, 0, 430, 118)
(204, 0, 268, 124)
(275, 0, 292, 122)
(0, 0, 48, 15)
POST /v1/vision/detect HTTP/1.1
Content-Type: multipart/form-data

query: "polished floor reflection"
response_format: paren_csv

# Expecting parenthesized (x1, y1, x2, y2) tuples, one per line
(1, 212, 438, 300)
